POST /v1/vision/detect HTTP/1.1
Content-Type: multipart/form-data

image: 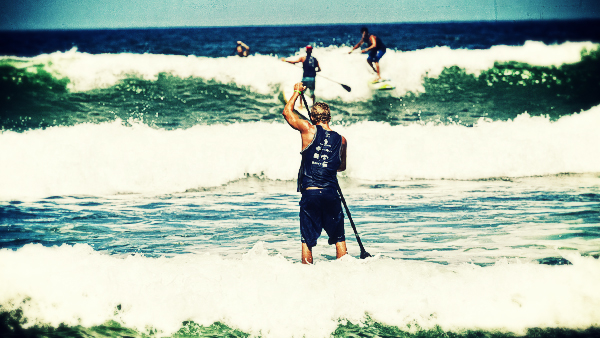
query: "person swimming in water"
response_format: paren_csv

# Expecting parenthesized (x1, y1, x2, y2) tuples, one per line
(236, 41, 250, 57)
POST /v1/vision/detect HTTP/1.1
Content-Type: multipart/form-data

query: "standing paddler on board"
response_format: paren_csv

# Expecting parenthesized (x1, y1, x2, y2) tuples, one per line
(281, 45, 321, 109)
(349, 27, 387, 82)
(282, 82, 348, 264)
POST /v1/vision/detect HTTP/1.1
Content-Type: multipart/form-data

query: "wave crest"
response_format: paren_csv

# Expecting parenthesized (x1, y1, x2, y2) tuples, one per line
(2, 106, 600, 199)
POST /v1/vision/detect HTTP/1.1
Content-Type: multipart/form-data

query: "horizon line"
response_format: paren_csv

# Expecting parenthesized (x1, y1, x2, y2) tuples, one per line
(2, 17, 600, 33)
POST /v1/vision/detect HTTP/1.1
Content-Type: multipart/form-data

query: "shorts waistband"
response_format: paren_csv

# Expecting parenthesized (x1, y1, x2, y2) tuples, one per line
(301, 187, 338, 194)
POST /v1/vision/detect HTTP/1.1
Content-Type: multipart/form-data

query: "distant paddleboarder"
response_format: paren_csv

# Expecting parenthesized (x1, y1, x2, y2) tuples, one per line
(281, 46, 321, 109)
(349, 27, 386, 82)
(282, 82, 348, 264)
(236, 41, 250, 57)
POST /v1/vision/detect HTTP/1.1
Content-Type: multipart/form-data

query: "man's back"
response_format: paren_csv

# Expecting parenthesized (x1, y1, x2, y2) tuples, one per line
(302, 55, 318, 78)
(298, 125, 343, 191)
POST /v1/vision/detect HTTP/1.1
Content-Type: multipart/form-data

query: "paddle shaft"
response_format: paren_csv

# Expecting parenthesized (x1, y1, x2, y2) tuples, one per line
(336, 186, 369, 256)
(285, 62, 351, 92)
(299, 92, 371, 258)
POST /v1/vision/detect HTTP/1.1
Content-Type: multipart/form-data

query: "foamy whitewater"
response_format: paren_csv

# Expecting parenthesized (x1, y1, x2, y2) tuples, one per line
(1, 106, 600, 199)
(1, 244, 599, 337)
(7, 41, 597, 99)
(1, 23, 600, 337)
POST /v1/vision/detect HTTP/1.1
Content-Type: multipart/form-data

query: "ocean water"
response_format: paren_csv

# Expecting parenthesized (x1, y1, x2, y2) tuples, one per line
(1, 21, 600, 338)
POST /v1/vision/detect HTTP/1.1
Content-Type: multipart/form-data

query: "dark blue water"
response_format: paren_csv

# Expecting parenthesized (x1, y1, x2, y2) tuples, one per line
(2, 20, 600, 57)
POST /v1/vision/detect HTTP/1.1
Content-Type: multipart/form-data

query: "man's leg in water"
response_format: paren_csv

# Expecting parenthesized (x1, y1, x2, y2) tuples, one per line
(302, 242, 346, 263)
(367, 60, 375, 73)
(302, 243, 313, 264)
(367, 60, 381, 80)
(336, 241, 347, 259)
(374, 61, 381, 80)
(308, 82, 316, 108)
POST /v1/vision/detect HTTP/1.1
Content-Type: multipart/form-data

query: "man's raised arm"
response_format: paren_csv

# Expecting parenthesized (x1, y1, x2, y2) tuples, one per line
(282, 83, 312, 133)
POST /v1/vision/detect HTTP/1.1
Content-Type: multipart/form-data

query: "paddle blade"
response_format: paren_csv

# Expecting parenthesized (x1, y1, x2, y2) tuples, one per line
(342, 84, 351, 92)
(360, 250, 372, 259)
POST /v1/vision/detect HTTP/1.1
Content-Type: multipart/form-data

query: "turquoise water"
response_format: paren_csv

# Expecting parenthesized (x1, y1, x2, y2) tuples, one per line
(2, 46, 599, 131)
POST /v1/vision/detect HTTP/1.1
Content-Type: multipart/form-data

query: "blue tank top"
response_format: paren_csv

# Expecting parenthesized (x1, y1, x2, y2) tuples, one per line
(302, 56, 318, 78)
(297, 125, 343, 191)
(368, 35, 386, 52)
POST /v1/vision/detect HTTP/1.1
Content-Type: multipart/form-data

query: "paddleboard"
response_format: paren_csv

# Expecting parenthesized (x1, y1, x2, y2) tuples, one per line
(278, 90, 287, 105)
(370, 78, 391, 84)
(369, 79, 396, 91)
(280, 89, 312, 115)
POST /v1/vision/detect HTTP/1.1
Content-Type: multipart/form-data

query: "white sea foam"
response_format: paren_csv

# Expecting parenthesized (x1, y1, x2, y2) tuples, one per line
(2, 41, 597, 101)
(2, 105, 600, 200)
(0, 243, 598, 337)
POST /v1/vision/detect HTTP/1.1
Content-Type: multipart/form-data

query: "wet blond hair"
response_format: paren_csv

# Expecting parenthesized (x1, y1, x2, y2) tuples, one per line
(310, 102, 331, 123)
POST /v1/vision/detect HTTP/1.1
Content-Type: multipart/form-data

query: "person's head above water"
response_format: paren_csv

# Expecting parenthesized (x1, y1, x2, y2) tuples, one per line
(236, 41, 249, 57)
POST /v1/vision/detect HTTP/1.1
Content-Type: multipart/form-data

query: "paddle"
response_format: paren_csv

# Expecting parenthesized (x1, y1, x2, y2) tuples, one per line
(285, 61, 351, 92)
(318, 74, 352, 92)
(337, 186, 372, 259)
(299, 92, 372, 259)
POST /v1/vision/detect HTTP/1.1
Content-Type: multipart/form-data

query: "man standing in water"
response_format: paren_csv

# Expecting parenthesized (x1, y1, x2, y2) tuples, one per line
(281, 46, 321, 108)
(349, 27, 386, 82)
(282, 82, 348, 264)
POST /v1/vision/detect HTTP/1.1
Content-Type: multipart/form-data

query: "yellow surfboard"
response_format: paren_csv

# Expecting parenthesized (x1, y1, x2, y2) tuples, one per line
(369, 79, 396, 90)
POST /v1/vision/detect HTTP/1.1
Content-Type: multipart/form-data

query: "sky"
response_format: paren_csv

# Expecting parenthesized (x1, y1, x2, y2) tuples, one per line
(1, 0, 599, 30)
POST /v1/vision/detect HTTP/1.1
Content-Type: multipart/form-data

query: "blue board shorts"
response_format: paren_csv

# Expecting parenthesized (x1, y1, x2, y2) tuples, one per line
(299, 188, 345, 248)
(301, 77, 316, 97)
(367, 49, 386, 63)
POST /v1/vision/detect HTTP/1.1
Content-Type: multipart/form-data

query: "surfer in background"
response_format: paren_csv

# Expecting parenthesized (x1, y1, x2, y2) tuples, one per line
(236, 41, 250, 57)
(349, 27, 386, 82)
(281, 45, 321, 109)
(282, 82, 348, 264)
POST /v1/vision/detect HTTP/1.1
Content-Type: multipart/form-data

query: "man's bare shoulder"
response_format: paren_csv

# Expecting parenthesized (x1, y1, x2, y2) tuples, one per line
(295, 111, 314, 134)
(302, 123, 316, 136)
